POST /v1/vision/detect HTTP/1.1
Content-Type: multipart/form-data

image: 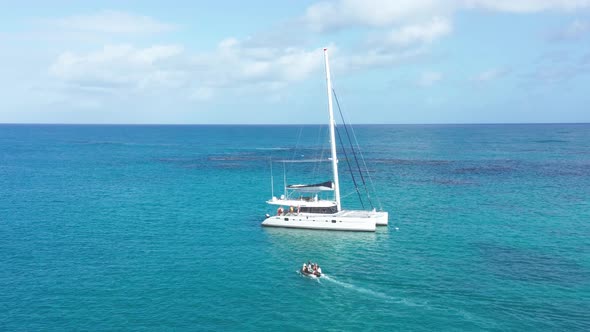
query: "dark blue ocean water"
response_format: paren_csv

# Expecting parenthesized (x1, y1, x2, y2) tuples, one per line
(1, 124, 589, 331)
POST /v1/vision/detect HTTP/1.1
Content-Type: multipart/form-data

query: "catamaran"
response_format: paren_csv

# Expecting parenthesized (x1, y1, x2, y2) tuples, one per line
(261, 48, 388, 232)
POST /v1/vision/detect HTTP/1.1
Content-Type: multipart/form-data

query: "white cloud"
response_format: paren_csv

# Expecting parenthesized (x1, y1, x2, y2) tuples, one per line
(383, 17, 452, 47)
(48, 39, 326, 103)
(299, 1, 454, 71)
(304, 0, 451, 32)
(303, 0, 590, 33)
(472, 67, 511, 82)
(190, 39, 325, 88)
(49, 44, 185, 90)
(135, 45, 184, 63)
(49, 10, 176, 34)
(462, 0, 590, 13)
(417, 71, 443, 86)
(27, 1, 590, 117)
(302, 0, 590, 39)
(338, 47, 427, 71)
(45, 1, 590, 103)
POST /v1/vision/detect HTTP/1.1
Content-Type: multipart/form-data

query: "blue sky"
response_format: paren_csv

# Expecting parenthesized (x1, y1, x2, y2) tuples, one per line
(1, 0, 589, 124)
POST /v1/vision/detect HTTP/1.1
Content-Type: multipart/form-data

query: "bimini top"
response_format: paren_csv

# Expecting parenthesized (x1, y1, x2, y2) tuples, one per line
(287, 181, 333, 192)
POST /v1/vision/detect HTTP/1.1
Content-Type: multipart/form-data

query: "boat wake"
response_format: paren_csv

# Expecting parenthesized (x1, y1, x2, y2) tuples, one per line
(321, 275, 429, 308)
(321, 275, 392, 300)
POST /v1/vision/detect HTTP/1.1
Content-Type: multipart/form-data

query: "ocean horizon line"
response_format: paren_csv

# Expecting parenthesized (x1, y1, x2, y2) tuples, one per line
(1, 122, 589, 126)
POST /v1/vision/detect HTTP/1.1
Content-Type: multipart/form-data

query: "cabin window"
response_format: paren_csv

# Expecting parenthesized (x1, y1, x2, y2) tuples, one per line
(284, 218, 289, 221)
(332, 220, 336, 223)
(299, 206, 338, 214)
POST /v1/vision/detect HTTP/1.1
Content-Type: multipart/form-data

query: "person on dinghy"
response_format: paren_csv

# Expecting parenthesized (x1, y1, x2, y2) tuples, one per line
(302, 262, 312, 274)
(314, 263, 322, 275)
(301, 262, 322, 277)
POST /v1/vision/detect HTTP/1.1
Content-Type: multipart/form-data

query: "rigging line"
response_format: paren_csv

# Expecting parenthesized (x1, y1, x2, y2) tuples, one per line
(286, 125, 305, 193)
(346, 113, 383, 211)
(340, 191, 358, 199)
(332, 89, 374, 209)
(283, 126, 303, 197)
(312, 124, 326, 182)
(291, 126, 305, 162)
(311, 125, 320, 179)
(335, 124, 365, 209)
(319, 125, 330, 182)
(269, 156, 274, 198)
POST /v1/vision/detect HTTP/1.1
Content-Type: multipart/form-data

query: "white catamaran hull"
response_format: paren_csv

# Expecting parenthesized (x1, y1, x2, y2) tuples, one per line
(262, 211, 386, 232)
(375, 212, 389, 226)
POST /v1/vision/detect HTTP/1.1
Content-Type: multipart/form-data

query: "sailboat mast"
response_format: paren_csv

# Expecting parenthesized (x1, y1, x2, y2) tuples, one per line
(270, 158, 274, 198)
(323, 48, 341, 211)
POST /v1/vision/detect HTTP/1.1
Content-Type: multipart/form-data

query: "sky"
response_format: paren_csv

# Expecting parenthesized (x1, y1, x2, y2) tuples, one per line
(1, 0, 589, 124)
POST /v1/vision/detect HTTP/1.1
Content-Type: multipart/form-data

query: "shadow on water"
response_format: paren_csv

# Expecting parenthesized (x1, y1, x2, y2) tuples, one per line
(261, 226, 378, 249)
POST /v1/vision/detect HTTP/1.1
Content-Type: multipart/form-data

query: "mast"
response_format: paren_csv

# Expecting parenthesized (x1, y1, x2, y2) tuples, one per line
(323, 48, 341, 211)
(270, 158, 274, 198)
(283, 162, 287, 198)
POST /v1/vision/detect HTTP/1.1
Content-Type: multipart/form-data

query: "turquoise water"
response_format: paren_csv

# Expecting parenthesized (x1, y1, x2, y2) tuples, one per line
(1, 124, 589, 330)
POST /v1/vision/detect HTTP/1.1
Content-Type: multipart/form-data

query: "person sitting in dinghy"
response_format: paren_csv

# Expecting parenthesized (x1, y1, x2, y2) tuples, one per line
(301, 262, 322, 276)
